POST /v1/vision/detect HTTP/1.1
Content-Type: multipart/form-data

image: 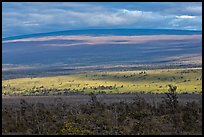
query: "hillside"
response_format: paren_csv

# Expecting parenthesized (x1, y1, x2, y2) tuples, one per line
(2, 29, 202, 79)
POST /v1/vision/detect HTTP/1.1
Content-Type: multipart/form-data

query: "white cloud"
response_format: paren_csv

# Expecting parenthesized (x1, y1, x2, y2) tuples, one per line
(2, 2, 202, 37)
(185, 6, 202, 15)
(120, 9, 143, 15)
(176, 15, 196, 19)
(23, 21, 39, 26)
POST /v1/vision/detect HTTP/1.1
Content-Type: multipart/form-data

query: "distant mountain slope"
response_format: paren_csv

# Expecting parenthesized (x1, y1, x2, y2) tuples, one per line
(2, 29, 202, 41)
(2, 29, 202, 74)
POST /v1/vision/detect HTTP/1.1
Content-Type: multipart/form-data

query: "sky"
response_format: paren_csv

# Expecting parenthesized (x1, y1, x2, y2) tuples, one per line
(2, 2, 202, 38)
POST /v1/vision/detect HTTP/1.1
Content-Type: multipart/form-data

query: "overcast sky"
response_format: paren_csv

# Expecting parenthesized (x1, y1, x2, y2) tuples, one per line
(2, 2, 202, 38)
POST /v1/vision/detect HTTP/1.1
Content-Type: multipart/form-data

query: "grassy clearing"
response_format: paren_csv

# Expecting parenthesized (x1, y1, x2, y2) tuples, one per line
(2, 68, 202, 96)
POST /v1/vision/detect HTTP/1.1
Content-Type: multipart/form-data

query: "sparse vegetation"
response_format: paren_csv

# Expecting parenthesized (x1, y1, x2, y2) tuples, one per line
(2, 68, 202, 96)
(2, 89, 202, 135)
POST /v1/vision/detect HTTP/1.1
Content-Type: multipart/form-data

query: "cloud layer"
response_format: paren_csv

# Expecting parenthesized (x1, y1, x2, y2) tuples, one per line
(2, 2, 202, 38)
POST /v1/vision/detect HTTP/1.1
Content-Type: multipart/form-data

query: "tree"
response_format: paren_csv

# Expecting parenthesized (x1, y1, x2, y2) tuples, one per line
(164, 84, 178, 112)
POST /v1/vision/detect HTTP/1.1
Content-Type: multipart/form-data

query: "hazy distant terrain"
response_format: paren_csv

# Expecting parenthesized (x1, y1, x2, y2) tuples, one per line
(2, 29, 202, 79)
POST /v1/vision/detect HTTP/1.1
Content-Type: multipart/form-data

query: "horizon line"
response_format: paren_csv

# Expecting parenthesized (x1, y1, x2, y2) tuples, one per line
(2, 28, 202, 40)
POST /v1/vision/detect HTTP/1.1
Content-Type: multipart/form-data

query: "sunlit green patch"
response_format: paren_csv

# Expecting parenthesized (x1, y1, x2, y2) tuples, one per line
(2, 68, 202, 96)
